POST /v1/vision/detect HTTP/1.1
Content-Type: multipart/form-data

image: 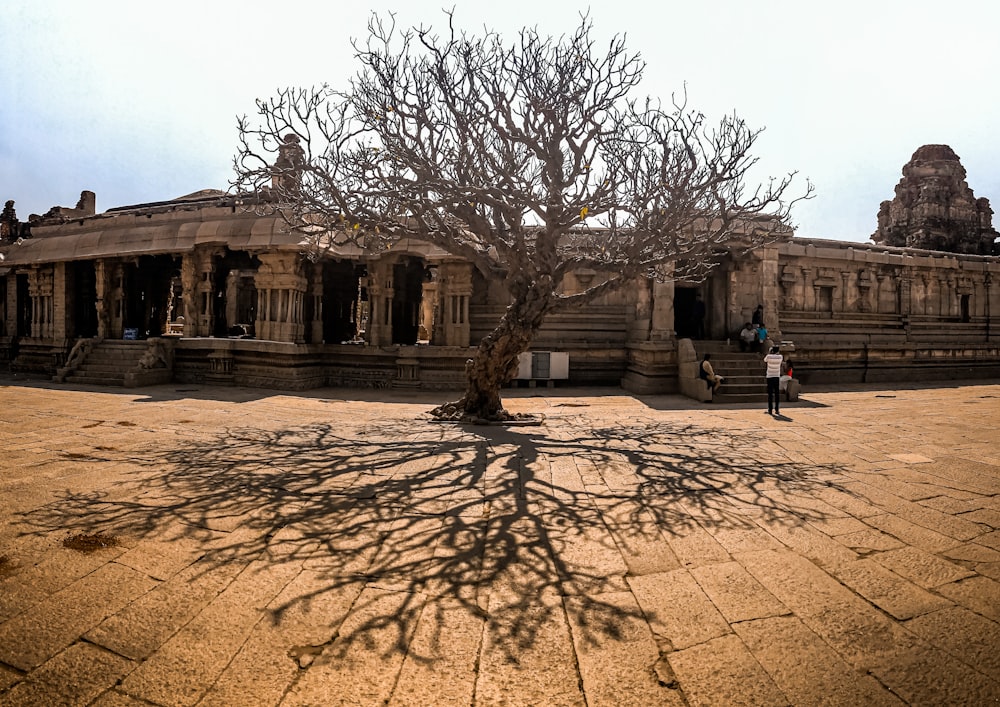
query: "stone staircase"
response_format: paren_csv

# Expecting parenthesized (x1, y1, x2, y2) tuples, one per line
(56, 338, 173, 387)
(693, 340, 769, 404)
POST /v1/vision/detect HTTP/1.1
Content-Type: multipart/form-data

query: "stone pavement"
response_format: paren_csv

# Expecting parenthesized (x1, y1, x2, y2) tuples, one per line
(1, 379, 1000, 706)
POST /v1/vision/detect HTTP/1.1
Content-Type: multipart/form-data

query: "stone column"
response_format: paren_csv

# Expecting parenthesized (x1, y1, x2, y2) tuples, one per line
(649, 280, 675, 341)
(93, 260, 107, 338)
(800, 268, 813, 312)
(364, 261, 393, 346)
(308, 263, 324, 344)
(3, 275, 12, 337)
(760, 246, 783, 341)
(178, 248, 218, 337)
(254, 252, 307, 343)
(627, 276, 653, 342)
(435, 261, 473, 346)
(899, 277, 912, 316)
(28, 265, 56, 340)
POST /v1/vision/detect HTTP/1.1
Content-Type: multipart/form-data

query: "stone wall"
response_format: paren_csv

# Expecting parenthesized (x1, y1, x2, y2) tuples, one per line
(776, 238, 1000, 383)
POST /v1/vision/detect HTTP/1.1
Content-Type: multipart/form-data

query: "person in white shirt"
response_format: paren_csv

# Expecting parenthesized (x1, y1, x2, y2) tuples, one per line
(763, 345, 784, 415)
(739, 322, 756, 352)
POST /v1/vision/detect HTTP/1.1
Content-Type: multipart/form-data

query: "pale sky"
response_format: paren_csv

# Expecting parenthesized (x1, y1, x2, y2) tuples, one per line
(2, 0, 998, 243)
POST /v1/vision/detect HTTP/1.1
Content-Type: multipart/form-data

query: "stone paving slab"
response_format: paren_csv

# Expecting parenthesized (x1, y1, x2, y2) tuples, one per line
(1, 379, 1000, 705)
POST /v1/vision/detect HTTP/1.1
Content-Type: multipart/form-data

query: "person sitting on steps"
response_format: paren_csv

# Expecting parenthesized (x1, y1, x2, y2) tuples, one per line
(699, 353, 724, 398)
(739, 322, 756, 352)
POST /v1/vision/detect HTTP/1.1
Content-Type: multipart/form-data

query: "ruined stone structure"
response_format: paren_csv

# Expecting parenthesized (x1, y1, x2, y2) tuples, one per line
(873, 145, 998, 255)
(2, 144, 999, 393)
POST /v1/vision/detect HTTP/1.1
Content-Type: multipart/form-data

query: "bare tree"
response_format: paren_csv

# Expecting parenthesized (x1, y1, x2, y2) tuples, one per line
(232, 12, 811, 421)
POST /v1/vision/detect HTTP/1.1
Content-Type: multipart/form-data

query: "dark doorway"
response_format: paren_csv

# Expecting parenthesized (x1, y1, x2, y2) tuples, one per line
(961, 294, 971, 322)
(212, 250, 259, 337)
(16, 274, 31, 337)
(122, 255, 178, 338)
(391, 257, 425, 345)
(673, 287, 702, 339)
(322, 260, 362, 343)
(70, 261, 99, 338)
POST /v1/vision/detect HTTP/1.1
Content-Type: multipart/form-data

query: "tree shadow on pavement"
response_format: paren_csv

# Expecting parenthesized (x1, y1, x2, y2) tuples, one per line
(17, 416, 853, 663)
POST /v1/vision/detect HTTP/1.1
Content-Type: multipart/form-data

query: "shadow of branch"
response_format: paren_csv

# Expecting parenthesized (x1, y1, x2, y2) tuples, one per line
(19, 417, 856, 661)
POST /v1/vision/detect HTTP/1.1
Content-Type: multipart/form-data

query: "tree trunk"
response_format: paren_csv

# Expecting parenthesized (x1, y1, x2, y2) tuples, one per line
(431, 284, 551, 422)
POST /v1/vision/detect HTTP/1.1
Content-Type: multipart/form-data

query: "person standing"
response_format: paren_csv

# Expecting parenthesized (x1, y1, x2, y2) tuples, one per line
(752, 304, 764, 326)
(692, 293, 706, 339)
(763, 345, 783, 415)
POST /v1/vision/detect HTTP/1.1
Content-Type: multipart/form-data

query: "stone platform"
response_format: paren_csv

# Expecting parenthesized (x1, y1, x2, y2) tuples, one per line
(1, 378, 999, 705)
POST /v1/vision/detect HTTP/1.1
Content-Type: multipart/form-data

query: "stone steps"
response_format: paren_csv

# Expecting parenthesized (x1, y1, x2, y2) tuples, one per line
(63, 340, 149, 387)
(694, 341, 772, 403)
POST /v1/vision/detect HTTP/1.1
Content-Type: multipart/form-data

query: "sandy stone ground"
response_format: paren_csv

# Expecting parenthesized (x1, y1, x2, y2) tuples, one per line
(0, 378, 999, 706)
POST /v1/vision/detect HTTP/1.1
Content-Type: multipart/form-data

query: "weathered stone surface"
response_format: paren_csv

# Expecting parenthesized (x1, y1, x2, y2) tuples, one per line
(473, 591, 585, 707)
(832, 558, 953, 619)
(119, 559, 302, 706)
(905, 606, 1000, 682)
(0, 642, 133, 707)
(936, 575, 1000, 622)
(0, 563, 157, 671)
(690, 561, 788, 623)
(627, 570, 730, 650)
(389, 598, 484, 707)
(565, 592, 679, 707)
(734, 616, 899, 706)
(666, 634, 787, 707)
(1, 383, 1000, 705)
(85, 558, 248, 660)
(281, 587, 425, 706)
(198, 572, 364, 707)
(872, 546, 976, 588)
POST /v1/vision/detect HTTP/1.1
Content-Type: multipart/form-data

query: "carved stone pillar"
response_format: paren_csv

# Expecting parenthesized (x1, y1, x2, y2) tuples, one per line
(308, 263, 324, 344)
(94, 260, 109, 338)
(645, 280, 672, 341)
(254, 251, 307, 343)
(435, 261, 473, 346)
(179, 253, 197, 336)
(760, 246, 783, 341)
(364, 261, 393, 346)
(2, 274, 13, 338)
(899, 277, 912, 316)
(857, 269, 874, 313)
(179, 247, 221, 337)
(628, 276, 653, 342)
(27, 265, 55, 340)
(800, 268, 813, 311)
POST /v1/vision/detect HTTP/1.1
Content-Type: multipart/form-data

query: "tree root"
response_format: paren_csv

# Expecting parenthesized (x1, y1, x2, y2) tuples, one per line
(428, 401, 542, 425)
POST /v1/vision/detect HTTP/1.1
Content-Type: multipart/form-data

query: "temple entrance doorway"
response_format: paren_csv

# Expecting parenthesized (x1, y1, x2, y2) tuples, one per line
(69, 261, 98, 338)
(122, 255, 179, 338)
(322, 260, 362, 343)
(212, 250, 259, 338)
(673, 286, 706, 339)
(391, 256, 425, 345)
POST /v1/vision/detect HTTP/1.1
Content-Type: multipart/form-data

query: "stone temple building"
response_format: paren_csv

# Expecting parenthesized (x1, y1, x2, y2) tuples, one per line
(1, 144, 998, 398)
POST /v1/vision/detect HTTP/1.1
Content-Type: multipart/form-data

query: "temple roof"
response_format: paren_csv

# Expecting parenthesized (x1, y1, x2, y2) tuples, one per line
(0, 213, 314, 266)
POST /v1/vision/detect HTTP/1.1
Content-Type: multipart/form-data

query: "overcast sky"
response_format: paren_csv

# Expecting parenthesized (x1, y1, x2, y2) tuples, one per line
(2, 0, 997, 243)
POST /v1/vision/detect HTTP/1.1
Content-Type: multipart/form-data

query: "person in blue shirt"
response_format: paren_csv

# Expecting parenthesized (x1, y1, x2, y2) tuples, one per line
(755, 323, 768, 352)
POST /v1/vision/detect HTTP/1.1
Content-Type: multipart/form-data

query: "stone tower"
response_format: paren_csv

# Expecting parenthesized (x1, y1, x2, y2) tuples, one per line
(872, 144, 998, 254)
